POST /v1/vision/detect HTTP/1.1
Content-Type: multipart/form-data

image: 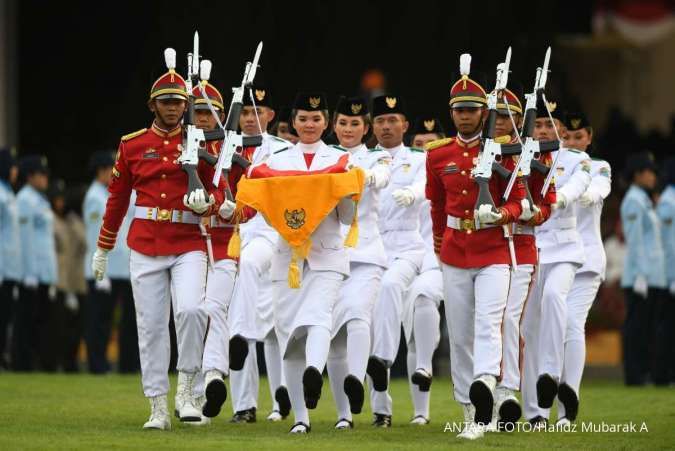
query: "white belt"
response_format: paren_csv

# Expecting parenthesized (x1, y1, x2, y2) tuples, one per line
(134, 206, 201, 224)
(209, 216, 235, 228)
(446, 215, 498, 232)
(547, 217, 577, 230)
(512, 223, 535, 235)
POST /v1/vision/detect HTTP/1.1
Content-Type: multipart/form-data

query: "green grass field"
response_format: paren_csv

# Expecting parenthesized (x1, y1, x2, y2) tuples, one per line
(0, 374, 673, 450)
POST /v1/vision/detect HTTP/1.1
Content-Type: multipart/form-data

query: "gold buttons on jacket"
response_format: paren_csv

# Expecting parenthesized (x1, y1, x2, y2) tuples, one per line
(463, 152, 469, 157)
(161, 174, 166, 179)
(162, 156, 168, 162)
(461, 170, 466, 175)
(462, 189, 468, 195)
(465, 209, 470, 215)
(160, 193, 166, 199)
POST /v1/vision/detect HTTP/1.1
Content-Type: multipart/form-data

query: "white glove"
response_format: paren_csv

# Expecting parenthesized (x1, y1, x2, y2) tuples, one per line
(23, 276, 38, 289)
(183, 189, 215, 215)
(48, 285, 57, 301)
(92, 247, 109, 281)
(363, 169, 375, 186)
(95, 276, 112, 293)
(518, 199, 540, 222)
(373, 171, 388, 190)
(476, 204, 503, 224)
(218, 199, 236, 220)
(633, 275, 648, 299)
(554, 193, 567, 210)
(65, 292, 79, 312)
(392, 188, 415, 207)
(579, 192, 594, 208)
(669, 281, 675, 297)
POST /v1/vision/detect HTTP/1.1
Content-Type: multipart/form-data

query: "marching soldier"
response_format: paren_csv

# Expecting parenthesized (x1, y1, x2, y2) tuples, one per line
(227, 84, 292, 423)
(521, 99, 592, 426)
(403, 115, 446, 425)
(90, 53, 230, 430)
(366, 94, 427, 428)
(326, 96, 391, 429)
(13, 155, 57, 372)
(0, 148, 20, 369)
(620, 152, 667, 385)
(556, 112, 611, 423)
(83, 151, 138, 374)
(425, 55, 524, 439)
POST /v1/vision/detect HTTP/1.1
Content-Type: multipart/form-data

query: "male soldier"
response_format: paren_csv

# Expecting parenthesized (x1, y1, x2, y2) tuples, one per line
(366, 94, 427, 428)
(90, 54, 231, 430)
(14, 155, 57, 372)
(0, 148, 20, 369)
(402, 115, 445, 425)
(83, 151, 138, 374)
(521, 99, 592, 426)
(489, 84, 556, 430)
(227, 84, 293, 423)
(620, 152, 667, 386)
(425, 55, 524, 440)
(556, 112, 611, 423)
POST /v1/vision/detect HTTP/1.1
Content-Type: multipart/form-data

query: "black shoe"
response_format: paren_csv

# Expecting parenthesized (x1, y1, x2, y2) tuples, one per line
(289, 421, 311, 434)
(469, 379, 494, 425)
(536, 374, 558, 409)
(202, 377, 227, 418)
(411, 368, 432, 392)
(367, 356, 388, 392)
(557, 382, 579, 421)
(230, 407, 256, 423)
(372, 413, 392, 428)
(275, 386, 291, 418)
(528, 415, 548, 430)
(302, 366, 323, 409)
(498, 398, 522, 430)
(334, 418, 354, 429)
(229, 335, 249, 371)
(343, 375, 364, 414)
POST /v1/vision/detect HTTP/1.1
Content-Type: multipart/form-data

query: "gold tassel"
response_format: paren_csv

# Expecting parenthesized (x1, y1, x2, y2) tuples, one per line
(344, 200, 359, 248)
(287, 239, 312, 289)
(227, 204, 243, 258)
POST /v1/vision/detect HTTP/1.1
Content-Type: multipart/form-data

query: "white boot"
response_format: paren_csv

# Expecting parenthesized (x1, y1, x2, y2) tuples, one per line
(184, 395, 211, 426)
(469, 374, 497, 426)
(485, 389, 501, 433)
(496, 386, 521, 428)
(457, 403, 484, 440)
(143, 395, 171, 430)
(175, 372, 202, 422)
(202, 369, 227, 418)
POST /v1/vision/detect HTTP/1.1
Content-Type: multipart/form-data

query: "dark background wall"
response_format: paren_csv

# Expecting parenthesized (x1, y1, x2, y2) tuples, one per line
(16, 0, 591, 182)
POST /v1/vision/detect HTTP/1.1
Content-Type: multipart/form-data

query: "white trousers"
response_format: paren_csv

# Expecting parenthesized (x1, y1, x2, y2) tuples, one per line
(500, 264, 534, 391)
(559, 271, 602, 417)
(442, 263, 510, 404)
(521, 261, 578, 419)
(130, 250, 208, 398)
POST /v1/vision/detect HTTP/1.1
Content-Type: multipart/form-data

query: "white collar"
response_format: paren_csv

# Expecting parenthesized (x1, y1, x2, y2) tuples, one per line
(297, 140, 323, 154)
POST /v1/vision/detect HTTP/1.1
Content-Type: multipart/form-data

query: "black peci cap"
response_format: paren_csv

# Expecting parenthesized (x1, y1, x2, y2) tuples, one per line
(334, 96, 369, 117)
(372, 94, 406, 118)
(536, 95, 565, 122)
(411, 116, 445, 136)
(243, 84, 273, 108)
(19, 154, 49, 177)
(293, 92, 328, 111)
(564, 111, 591, 131)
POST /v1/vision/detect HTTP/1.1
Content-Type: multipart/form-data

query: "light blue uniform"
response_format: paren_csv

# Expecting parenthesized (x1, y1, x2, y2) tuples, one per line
(620, 184, 666, 289)
(83, 181, 132, 280)
(657, 185, 675, 289)
(16, 184, 57, 285)
(0, 180, 22, 282)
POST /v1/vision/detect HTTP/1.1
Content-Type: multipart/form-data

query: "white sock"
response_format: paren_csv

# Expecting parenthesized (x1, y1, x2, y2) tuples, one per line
(305, 325, 331, 371)
(413, 296, 440, 373)
(264, 332, 283, 411)
(407, 345, 430, 418)
(283, 351, 309, 424)
(346, 319, 370, 380)
(327, 329, 351, 420)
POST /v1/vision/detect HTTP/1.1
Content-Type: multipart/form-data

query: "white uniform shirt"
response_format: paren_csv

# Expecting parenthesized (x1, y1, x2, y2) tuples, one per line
(576, 159, 611, 278)
(535, 148, 592, 265)
(260, 140, 355, 281)
(377, 144, 427, 265)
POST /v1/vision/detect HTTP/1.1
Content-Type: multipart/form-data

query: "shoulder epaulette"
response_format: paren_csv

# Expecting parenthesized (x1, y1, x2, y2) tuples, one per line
(273, 147, 290, 154)
(424, 137, 454, 151)
(121, 128, 147, 142)
(410, 147, 425, 153)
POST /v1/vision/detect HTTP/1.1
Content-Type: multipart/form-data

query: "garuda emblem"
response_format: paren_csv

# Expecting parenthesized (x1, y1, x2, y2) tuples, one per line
(284, 208, 306, 229)
(570, 118, 581, 129)
(424, 119, 435, 131)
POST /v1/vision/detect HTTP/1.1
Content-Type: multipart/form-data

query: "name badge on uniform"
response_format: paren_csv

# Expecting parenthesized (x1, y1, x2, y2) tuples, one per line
(143, 148, 159, 159)
(556, 166, 565, 176)
(443, 162, 458, 174)
(402, 163, 411, 172)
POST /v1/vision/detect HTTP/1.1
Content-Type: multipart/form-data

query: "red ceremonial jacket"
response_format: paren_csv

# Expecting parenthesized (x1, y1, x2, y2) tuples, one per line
(97, 122, 226, 257)
(425, 136, 524, 268)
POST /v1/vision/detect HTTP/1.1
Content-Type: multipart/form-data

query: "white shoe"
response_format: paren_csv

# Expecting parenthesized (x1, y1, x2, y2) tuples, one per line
(496, 386, 522, 427)
(410, 415, 430, 425)
(183, 396, 211, 426)
(175, 372, 202, 422)
(143, 395, 171, 430)
(266, 410, 283, 422)
(556, 417, 571, 427)
(202, 370, 227, 418)
(469, 374, 496, 426)
(457, 404, 484, 440)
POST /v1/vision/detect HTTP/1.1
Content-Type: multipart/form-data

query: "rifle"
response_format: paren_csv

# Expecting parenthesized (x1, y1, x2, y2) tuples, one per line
(210, 42, 265, 200)
(471, 47, 521, 211)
